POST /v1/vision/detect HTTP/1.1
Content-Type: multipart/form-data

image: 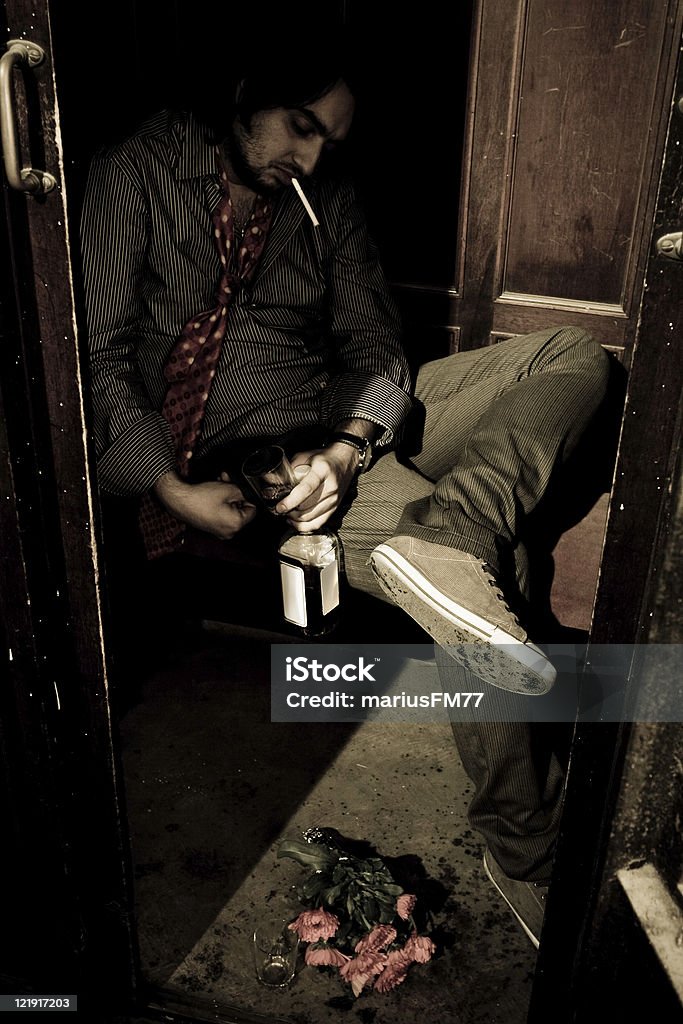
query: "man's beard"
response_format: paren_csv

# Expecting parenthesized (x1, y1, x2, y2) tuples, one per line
(223, 126, 281, 196)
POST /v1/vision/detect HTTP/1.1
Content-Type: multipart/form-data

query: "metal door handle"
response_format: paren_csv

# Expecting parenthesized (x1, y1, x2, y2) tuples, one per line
(655, 231, 683, 261)
(0, 39, 56, 195)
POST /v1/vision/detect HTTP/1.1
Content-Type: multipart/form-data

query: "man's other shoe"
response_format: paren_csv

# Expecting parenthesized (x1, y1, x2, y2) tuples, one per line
(483, 848, 548, 949)
(369, 536, 556, 695)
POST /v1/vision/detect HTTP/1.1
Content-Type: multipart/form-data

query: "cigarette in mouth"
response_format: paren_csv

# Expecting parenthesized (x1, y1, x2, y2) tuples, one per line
(291, 177, 320, 228)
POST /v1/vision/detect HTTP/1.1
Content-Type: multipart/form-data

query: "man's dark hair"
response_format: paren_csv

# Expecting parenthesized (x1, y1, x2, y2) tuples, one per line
(190, 25, 362, 142)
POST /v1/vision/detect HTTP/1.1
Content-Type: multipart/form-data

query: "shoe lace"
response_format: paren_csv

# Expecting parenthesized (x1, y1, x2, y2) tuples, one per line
(481, 562, 522, 625)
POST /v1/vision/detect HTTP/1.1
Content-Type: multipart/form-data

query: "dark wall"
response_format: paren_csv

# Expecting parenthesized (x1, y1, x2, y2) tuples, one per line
(345, 2, 473, 288)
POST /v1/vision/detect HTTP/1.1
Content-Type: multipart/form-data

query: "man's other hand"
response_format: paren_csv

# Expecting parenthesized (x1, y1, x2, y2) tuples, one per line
(153, 472, 257, 540)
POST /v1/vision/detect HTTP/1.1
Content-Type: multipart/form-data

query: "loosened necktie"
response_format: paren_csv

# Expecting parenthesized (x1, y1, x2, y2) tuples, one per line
(138, 160, 275, 559)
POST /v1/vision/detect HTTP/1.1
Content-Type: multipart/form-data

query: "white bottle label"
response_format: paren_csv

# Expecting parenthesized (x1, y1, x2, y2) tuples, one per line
(320, 559, 339, 615)
(280, 562, 307, 627)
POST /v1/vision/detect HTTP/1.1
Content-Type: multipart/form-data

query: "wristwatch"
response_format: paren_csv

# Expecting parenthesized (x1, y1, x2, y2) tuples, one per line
(327, 432, 373, 473)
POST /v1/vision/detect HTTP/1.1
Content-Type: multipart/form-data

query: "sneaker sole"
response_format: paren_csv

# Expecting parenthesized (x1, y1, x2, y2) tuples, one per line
(483, 851, 541, 949)
(369, 544, 555, 695)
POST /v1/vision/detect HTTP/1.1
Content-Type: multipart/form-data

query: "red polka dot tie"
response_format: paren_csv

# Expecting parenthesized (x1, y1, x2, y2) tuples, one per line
(138, 158, 275, 558)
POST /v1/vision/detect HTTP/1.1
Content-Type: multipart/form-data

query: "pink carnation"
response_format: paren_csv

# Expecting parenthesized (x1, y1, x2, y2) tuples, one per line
(340, 948, 387, 998)
(396, 893, 417, 920)
(372, 931, 437, 993)
(305, 943, 350, 968)
(373, 949, 412, 993)
(403, 931, 436, 964)
(288, 907, 339, 943)
(340, 949, 386, 979)
(354, 924, 396, 953)
(350, 972, 377, 998)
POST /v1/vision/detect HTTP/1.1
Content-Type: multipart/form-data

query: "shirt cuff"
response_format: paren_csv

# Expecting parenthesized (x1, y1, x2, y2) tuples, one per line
(323, 374, 413, 447)
(97, 414, 177, 496)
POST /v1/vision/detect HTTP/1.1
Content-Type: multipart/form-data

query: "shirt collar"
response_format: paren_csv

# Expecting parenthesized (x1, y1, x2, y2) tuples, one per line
(176, 111, 218, 181)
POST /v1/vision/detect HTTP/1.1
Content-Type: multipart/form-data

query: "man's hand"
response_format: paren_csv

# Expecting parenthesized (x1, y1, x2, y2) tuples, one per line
(153, 471, 257, 540)
(276, 443, 360, 532)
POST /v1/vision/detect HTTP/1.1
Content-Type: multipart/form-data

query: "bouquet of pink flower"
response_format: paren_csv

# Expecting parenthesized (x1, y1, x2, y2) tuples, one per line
(278, 827, 436, 997)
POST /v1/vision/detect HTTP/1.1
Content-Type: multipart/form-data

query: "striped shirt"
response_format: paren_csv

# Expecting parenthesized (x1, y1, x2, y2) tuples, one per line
(80, 109, 413, 496)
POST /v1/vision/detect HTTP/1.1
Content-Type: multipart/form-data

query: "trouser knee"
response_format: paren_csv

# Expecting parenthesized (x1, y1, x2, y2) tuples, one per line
(576, 333, 611, 403)
(547, 325, 607, 364)
(543, 326, 611, 394)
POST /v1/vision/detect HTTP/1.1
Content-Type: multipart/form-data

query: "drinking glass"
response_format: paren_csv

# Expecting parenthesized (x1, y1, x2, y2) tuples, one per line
(252, 916, 299, 987)
(241, 445, 298, 513)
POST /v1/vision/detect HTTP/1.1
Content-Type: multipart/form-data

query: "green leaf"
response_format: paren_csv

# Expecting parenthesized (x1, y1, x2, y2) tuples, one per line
(277, 839, 337, 871)
(302, 876, 325, 900)
(357, 906, 372, 932)
(320, 886, 343, 908)
(362, 895, 379, 922)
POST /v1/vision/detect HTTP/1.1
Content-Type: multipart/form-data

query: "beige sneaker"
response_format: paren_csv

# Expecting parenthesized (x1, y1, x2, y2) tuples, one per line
(483, 849, 548, 949)
(369, 536, 556, 695)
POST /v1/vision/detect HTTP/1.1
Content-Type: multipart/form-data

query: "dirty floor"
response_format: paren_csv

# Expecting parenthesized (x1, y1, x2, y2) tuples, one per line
(118, 623, 538, 1024)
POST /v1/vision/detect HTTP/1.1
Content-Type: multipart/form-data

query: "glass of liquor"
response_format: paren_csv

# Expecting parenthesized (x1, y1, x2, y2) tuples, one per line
(241, 445, 298, 513)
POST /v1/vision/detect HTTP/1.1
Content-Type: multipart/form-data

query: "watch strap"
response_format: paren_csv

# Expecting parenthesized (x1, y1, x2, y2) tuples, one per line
(327, 432, 372, 472)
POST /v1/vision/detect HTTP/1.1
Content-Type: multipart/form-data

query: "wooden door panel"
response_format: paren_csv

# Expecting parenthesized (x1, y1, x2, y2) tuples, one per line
(505, 0, 668, 306)
(452, 0, 682, 357)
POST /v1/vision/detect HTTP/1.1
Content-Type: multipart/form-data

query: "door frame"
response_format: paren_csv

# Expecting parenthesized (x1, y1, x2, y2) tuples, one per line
(0, 0, 135, 1012)
(529, 22, 683, 1020)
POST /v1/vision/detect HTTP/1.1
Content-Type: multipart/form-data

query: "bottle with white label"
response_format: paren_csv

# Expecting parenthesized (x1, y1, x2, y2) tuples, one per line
(278, 528, 341, 637)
